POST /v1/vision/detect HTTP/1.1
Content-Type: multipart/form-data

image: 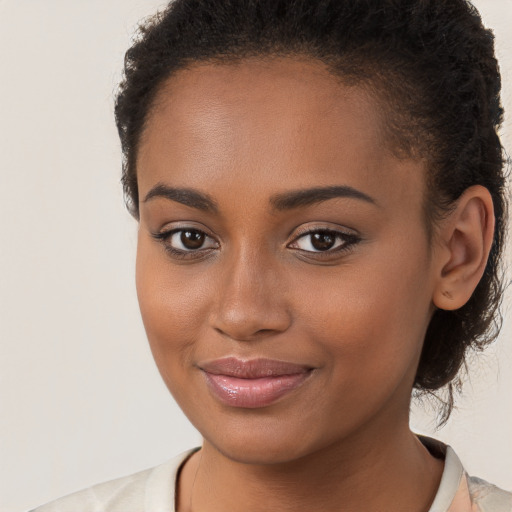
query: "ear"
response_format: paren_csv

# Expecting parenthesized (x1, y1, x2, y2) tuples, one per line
(432, 185, 495, 311)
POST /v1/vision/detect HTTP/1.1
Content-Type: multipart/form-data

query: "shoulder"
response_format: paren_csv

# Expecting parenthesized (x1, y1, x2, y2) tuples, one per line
(29, 466, 157, 512)
(417, 436, 512, 512)
(465, 474, 512, 512)
(28, 448, 199, 512)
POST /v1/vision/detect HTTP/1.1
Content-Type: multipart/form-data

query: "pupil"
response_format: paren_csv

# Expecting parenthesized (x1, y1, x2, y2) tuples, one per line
(311, 231, 335, 251)
(181, 230, 205, 249)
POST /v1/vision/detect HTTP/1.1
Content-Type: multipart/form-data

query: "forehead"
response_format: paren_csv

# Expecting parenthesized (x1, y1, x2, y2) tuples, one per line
(149, 56, 377, 117)
(137, 56, 425, 215)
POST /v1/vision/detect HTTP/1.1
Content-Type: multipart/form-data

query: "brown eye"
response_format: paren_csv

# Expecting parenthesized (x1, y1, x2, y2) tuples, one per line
(180, 230, 205, 249)
(289, 228, 360, 255)
(310, 231, 336, 251)
(155, 228, 219, 254)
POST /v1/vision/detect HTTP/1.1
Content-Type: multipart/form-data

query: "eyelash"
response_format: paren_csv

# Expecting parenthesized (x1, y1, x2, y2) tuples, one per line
(152, 226, 361, 261)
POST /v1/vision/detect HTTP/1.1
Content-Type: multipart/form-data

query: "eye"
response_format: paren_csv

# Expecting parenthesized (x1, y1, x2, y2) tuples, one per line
(168, 229, 216, 251)
(152, 227, 219, 259)
(288, 228, 360, 255)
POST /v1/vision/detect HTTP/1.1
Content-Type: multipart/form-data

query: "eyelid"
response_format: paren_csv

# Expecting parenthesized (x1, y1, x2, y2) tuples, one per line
(154, 220, 216, 236)
(290, 223, 359, 238)
(287, 223, 360, 245)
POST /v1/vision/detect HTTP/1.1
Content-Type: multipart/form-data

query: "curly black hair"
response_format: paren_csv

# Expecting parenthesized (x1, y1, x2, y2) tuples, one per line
(114, 0, 509, 422)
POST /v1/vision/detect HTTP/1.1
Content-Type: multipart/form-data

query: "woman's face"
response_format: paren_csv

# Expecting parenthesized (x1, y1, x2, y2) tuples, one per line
(136, 57, 438, 463)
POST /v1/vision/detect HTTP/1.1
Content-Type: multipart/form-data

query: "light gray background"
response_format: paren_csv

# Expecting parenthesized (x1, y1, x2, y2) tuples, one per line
(0, 1, 510, 511)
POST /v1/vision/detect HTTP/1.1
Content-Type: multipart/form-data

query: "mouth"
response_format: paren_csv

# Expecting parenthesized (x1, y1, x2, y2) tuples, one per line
(198, 357, 315, 408)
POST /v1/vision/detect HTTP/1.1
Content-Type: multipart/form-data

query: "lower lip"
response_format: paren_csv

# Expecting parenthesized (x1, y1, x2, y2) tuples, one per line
(203, 371, 312, 408)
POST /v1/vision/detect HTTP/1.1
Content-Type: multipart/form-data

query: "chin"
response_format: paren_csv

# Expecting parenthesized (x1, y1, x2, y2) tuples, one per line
(196, 411, 337, 466)
(209, 436, 315, 466)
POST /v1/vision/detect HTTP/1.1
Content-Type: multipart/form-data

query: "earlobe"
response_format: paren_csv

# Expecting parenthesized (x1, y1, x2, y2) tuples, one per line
(432, 185, 495, 311)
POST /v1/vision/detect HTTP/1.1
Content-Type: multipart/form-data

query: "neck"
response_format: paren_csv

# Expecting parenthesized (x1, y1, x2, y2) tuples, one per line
(177, 422, 444, 512)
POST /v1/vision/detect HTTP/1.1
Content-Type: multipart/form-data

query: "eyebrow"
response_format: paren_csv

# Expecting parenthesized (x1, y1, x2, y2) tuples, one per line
(143, 183, 378, 213)
(269, 185, 379, 210)
(143, 184, 219, 213)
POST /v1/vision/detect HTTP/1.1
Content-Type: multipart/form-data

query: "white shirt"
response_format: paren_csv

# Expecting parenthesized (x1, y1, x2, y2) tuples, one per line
(29, 439, 512, 512)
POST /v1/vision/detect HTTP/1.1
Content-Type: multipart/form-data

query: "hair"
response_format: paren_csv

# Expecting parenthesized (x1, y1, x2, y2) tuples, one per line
(114, 0, 509, 423)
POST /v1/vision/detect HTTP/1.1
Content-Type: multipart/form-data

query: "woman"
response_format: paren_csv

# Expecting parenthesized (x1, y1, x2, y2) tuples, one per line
(31, 0, 511, 510)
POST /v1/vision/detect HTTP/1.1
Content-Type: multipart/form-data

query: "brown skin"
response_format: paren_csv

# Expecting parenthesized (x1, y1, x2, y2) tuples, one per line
(135, 56, 495, 512)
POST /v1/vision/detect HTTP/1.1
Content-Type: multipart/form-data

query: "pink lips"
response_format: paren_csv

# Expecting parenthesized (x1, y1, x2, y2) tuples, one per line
(199, 357, 314, 408)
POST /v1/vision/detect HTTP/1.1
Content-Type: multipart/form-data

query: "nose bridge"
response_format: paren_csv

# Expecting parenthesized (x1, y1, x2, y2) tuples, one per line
(211, 240, 291, 341)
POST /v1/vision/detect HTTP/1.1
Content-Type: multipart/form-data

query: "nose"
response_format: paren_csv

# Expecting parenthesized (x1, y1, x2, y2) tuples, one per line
(209, 248, 292, 342)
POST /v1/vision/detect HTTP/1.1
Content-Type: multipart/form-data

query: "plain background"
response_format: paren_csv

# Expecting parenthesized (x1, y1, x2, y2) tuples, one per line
(0, 1, 510, 511)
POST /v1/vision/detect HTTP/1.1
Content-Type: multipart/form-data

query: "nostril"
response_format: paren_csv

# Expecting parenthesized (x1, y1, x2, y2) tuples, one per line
(213, 326, 281, 342)
(256, 329, 274, 335)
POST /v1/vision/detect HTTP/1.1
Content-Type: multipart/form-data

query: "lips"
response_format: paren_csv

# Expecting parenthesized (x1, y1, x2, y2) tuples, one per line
(199, 357, 314, 408)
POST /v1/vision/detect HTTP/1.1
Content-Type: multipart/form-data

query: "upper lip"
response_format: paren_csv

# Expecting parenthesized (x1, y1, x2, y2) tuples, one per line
(198, 357, 314, 378)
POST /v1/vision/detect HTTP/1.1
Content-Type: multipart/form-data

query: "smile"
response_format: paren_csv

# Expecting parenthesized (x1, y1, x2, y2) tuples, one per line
(199, 357, 314, 408)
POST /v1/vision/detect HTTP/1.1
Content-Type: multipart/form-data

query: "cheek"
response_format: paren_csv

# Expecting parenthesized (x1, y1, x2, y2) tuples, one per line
(135, 238, 212, 376)
(296, 237, 432, 387)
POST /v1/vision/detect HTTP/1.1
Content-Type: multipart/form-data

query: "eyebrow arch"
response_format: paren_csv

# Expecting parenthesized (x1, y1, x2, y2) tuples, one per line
(143, 183, 219, 213)
(270, 185, 379, 210)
